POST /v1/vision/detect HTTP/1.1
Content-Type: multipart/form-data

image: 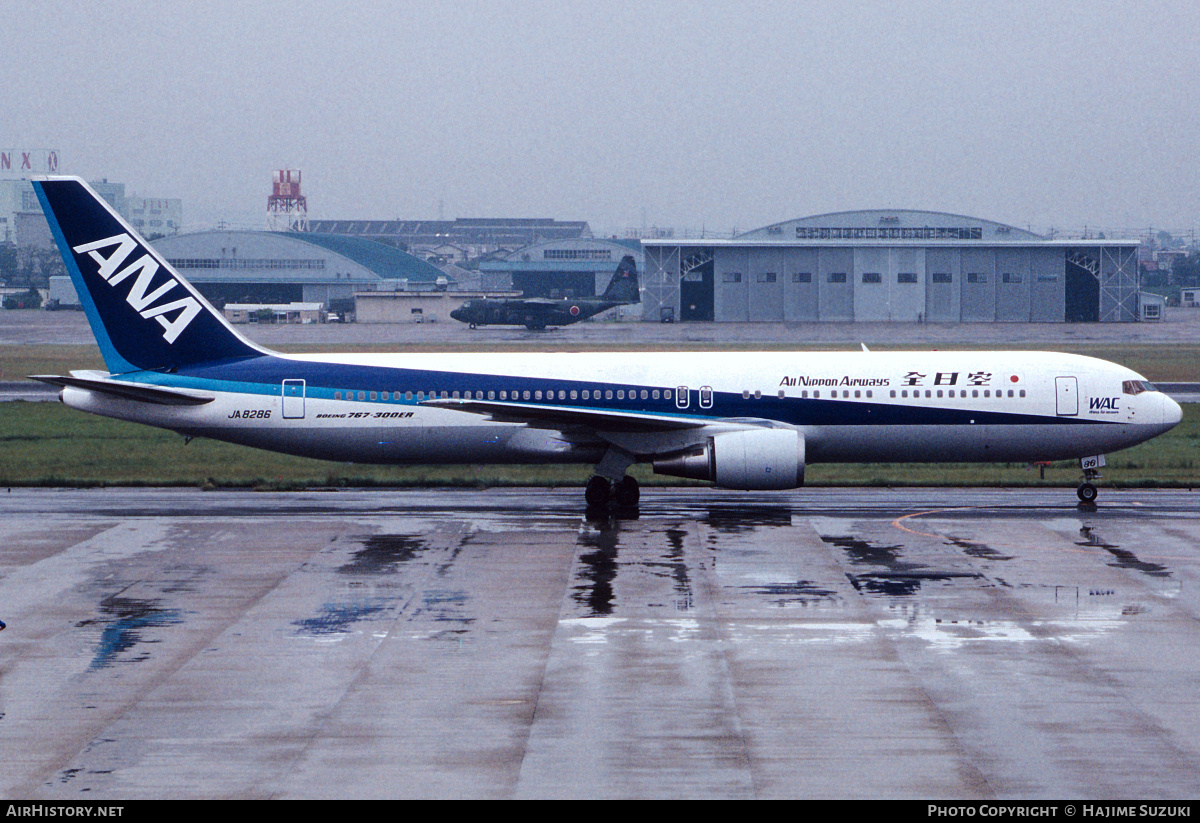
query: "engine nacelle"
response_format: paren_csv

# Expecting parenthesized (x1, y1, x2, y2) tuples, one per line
(653, 428, 805, 490)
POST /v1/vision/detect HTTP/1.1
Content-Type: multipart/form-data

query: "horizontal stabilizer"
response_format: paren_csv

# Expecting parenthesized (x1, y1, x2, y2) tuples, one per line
(29, 374, 215, 406)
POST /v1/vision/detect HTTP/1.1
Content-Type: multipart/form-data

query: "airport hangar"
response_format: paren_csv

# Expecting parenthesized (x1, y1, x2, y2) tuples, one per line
(640, 210, 1141, 323)
(150, 230, 451, 309)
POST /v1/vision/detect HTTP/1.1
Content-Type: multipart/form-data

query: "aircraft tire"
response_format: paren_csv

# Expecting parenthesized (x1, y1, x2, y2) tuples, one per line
(614, 476, 640, 507)
(1077, 483, 1098, 503)
(585, 476, 612, 507)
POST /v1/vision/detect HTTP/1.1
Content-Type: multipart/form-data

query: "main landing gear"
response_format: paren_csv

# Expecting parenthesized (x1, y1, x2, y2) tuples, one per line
(586, 447, 639, 509)
(585, 475, 640, 508)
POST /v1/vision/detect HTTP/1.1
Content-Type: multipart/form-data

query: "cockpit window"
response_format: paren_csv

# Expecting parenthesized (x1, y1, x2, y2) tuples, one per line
(1122, 380, 1158, 395)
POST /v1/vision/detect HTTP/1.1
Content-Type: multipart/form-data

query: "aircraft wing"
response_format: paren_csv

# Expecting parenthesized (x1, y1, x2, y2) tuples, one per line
(28, 373, 216, 406)
(422, 398, 705, 432)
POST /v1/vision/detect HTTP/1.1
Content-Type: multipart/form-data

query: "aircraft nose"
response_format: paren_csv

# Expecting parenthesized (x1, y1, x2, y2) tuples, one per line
(1162, 393, 1183, 428)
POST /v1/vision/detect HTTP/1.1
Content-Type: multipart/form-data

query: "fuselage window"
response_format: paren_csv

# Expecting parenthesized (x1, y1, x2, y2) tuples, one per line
(664, 389, 673, 401)
(743, 390, 750, 399)
(570, 390, 577, 400)
(334, 391, 342, 400)
(534, 390, 542, 400)
(901, 390, 908, 398)
(936, 390, 943, 398)
(925, 390, 931, 398)
(382, 392, 389, 401)
(652, 390, 660, 400)
(617, 390, 625, 400)
(605, 390, 613, 400)
(866, 390, 872, 398)
(948, 390, 955, 398)
(453, 391, 461, 399)
(406, 391, 413, 401)
(803, 390, 809, 398)
(890, 390, 896, 398)
(417, 391, 425, 400)
(854, 390, 861, 398)
(358, 391, 366, 401)
(1019, 389, 1026, 397)
(640, 390, 648, 400)
(755, 390, 762, 400)
(813, 391, 820, 399)
(983, 390, 990, 398)
(583, 390, 590, 400)
(440, 391, 448, 399)
(523, 390, 531, 400)
(1007, 389, 1013, 398)
(371, 391, 378, 400)
(972, 390, 979, 398)
(779, 390, 786, 399)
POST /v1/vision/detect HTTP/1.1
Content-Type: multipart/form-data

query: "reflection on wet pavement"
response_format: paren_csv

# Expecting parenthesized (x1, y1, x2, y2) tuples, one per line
(78, 596, 183, 669)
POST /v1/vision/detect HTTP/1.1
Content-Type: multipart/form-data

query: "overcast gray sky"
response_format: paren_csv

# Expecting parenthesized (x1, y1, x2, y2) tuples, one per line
(3, 0, 1197, 237)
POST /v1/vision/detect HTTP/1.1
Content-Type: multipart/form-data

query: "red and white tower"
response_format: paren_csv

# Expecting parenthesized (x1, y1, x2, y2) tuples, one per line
(267, 169, 308, 231)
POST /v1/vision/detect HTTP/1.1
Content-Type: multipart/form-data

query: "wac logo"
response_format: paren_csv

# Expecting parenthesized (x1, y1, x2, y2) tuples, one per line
(72, 233, 202, 344)
(1089, 397, 1120, 412)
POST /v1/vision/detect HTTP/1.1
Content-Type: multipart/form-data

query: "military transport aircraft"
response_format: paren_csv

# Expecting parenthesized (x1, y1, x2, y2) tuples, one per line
(450, 255, 640, 329)
(31, 177, 1182, 507)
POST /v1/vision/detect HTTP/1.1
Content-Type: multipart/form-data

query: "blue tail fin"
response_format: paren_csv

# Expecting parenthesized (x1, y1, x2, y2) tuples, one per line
(34, 177, 263, 374)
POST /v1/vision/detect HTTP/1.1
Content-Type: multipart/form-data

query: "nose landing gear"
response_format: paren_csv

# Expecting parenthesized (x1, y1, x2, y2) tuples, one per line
(1077, 455, 1105, 504)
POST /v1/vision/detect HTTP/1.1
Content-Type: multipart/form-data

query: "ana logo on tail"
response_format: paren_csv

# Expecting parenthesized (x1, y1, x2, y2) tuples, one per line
(72, 233, 202, 343)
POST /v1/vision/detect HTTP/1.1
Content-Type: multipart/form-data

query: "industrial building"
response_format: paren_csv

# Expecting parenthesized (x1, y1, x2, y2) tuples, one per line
(151, 230, 450, 309)
(642, 210, 1141, 323)
(307, 216, 593, 261)
(478, 238, 642, 293)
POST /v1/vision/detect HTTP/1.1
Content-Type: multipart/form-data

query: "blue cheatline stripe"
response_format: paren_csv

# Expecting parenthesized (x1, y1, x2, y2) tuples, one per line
(33, 182, 137, 374)
(104, 354, 1098, 429)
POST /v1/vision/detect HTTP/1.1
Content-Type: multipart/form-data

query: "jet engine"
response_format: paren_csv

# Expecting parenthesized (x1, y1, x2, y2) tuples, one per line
(652, 428, 805, 490)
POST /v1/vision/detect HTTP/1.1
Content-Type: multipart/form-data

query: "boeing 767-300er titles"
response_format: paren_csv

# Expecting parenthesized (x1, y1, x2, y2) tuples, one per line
(31, 177, 1182, 507)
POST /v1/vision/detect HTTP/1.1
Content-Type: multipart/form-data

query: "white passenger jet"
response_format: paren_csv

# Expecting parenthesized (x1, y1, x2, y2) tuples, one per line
(31, 177, 1182, 506)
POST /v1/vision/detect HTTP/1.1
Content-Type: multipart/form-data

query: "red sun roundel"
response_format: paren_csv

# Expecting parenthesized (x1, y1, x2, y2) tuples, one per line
(569, 305, 580, 316)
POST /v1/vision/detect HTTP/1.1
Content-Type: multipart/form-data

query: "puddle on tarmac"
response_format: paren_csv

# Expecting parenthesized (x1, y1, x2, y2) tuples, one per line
(293, 600, 392, 635)
(822, 535, 982, 597)
(339, 534, 428, 575)
(572, 524, 694, 617)
(946, 536, 1015, 562)
(846, 571, 983, 596)
(1077, 526, 1170, 578)
(740, 580, 840, 605)
(78, 596, 184, 669)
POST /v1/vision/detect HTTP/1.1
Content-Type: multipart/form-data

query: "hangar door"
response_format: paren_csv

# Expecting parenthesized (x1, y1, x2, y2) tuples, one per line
(680, 254, 714, 321)
(1065, 254, 1100, 323)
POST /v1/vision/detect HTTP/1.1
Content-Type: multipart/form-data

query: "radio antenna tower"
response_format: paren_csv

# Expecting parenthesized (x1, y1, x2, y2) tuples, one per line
(267, 169, 308, 231)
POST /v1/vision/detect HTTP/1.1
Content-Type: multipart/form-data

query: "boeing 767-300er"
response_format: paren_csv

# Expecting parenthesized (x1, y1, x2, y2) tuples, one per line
(31, 177, 1182, 506)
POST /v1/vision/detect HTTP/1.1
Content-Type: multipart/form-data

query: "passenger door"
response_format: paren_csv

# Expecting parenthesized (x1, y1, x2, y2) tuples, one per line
(282, 379, 306, 419)
(1055, 376, 1078, 416)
